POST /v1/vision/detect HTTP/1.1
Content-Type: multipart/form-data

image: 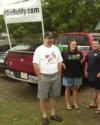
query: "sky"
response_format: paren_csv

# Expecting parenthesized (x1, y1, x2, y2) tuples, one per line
(0, 0, 30, 5)
(0, 0, 21, 4)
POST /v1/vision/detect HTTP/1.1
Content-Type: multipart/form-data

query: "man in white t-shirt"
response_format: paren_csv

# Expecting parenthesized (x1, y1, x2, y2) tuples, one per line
(32, 31, 63, 125)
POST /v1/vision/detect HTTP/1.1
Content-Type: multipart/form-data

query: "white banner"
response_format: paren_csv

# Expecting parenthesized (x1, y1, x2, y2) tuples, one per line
(0, 7, 3, 15)
(0, 3, 3, 15)
(2, 0, 43, 24)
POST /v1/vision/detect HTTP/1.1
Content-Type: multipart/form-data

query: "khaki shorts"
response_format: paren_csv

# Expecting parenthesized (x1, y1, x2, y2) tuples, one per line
(37, 73, 61, 99)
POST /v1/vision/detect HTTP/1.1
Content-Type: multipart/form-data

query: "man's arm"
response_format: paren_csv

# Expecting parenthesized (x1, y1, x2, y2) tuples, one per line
(58, 62, 64, 75)
(33, 63, 40, 77)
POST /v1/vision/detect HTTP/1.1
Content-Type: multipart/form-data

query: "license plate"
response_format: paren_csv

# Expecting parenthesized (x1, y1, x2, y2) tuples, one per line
(21, 72, 28, 79)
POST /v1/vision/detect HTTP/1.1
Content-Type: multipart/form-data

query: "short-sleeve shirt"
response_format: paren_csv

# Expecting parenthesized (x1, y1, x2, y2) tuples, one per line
(62, 51, 83, 77)
(87, 50, 100, 82)
(32, 44, 63, 74)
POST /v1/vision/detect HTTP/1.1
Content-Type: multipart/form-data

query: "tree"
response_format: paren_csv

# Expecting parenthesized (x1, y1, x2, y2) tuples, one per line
(43, 0, 100, 34)
(0, 0, 99, 43)
(0, 16, 6, 34)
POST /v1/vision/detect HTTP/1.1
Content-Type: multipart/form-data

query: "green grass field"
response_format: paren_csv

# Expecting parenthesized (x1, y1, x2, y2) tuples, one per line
(0, 75, 100, 125)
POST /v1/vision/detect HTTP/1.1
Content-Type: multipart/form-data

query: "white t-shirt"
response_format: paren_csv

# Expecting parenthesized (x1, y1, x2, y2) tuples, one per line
(32, 44, 63, 74)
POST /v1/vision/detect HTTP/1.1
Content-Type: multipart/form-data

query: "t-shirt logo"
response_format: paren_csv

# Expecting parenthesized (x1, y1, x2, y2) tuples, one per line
(94, 53, 98, 56)
(76, 54, 81, 59)
(68, 54, 81, 60)
(45, 52, 57, 64)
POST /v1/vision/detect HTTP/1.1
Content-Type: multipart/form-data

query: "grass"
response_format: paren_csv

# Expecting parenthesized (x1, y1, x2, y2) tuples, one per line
(0, 74, 100, 125)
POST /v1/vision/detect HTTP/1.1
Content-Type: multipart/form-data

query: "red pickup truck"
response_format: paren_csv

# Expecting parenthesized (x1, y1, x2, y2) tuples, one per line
(4, 32, 100, 84)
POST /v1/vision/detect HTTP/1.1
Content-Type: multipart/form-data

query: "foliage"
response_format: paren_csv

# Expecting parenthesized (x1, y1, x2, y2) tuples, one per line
(0, 16, 6, 34)
(43, 0, 100, 34)
(8, 22, 42, 44)
(0, 0, 100, 43)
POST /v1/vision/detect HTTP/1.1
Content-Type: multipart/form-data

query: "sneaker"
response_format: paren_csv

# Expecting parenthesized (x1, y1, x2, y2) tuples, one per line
(50, 115, 63, 122)
(42, 117, 49, 125)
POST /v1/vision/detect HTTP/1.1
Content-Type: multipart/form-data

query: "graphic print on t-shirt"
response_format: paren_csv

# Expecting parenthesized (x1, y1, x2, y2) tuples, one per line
(62, 51, 83, 77)
(45, 51, 57, 64)
(68, 54, 81, 60)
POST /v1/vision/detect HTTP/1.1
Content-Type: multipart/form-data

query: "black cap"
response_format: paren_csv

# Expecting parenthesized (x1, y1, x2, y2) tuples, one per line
(44, 31, 54, 38)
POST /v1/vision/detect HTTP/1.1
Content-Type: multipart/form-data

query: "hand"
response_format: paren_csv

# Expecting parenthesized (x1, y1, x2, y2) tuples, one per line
(58, 73, 61, 79)
(85, 71, 88, 78)
(61, 63, 66, 70)
(96, 73, 100, 78)
(37, 74, 41, 80)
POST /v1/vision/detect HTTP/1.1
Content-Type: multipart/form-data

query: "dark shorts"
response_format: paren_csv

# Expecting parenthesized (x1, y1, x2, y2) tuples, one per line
(88, 81, 100, 90)
(37, 73, 61, 99)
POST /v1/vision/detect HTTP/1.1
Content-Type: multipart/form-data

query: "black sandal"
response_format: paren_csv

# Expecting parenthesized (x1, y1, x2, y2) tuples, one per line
(72, 105, 79, 110)
(95, 110, 100, 114)
(85, 105, 97, 109)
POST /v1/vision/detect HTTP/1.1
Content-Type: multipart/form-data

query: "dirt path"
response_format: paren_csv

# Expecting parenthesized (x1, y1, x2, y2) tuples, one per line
(0, 72, 37, 102)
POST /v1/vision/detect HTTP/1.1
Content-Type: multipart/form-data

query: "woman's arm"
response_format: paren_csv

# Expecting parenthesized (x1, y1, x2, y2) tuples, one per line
(58, 62, 66, 75)
(84, 62, 88, 78)
(96, 73, 100, 78)
(81, 55, 85, 64)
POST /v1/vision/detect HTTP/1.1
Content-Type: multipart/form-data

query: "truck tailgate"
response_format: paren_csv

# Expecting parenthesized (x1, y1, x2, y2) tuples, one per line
(5, 51, 35, 74)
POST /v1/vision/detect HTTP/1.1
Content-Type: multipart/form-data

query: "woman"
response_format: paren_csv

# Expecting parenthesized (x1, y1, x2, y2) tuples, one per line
(85, 40, 100, 113)
(62, 40, 84, 110)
